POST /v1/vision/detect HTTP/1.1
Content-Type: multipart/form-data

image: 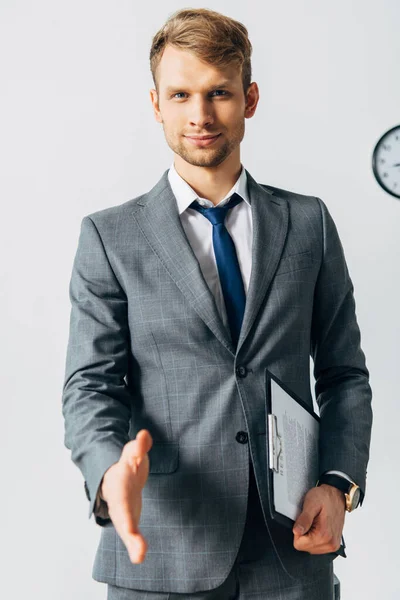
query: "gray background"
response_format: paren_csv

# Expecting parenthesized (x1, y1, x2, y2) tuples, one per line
(1, 0, 399, 598)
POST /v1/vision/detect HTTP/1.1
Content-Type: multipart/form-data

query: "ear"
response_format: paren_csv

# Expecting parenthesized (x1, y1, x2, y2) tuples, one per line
(150, 89, 163, 124)
(245, 82, 259, 119)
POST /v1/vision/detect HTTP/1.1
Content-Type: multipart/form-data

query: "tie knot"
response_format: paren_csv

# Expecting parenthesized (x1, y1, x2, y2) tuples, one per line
(189, 193, 243, 226)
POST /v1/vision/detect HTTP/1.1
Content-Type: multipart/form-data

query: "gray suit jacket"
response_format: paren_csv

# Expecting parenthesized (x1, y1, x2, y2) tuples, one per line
(62, 167, 372, 594)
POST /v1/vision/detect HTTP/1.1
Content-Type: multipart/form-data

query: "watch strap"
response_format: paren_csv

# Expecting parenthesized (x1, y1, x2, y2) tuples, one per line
(317, 473, 353, 495)
(317, 473, 363, 510)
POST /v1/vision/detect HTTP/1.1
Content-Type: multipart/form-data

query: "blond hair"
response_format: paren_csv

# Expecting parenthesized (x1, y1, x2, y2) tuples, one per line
(149, 8, 253, 96)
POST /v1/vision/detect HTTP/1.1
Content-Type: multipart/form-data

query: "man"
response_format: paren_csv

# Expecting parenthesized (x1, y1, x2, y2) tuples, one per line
(62, 8, 372, 600)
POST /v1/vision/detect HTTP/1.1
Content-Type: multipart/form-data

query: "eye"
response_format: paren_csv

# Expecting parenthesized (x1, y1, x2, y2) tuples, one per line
(172, 90, 229, 99)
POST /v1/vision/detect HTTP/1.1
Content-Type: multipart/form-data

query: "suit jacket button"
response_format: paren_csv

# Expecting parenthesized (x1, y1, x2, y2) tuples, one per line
(236, 431, 248, 444)
(236, 365, 248, 378)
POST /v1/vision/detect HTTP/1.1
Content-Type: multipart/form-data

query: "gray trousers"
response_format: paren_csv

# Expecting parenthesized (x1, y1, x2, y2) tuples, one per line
(107, 462, 334, 600)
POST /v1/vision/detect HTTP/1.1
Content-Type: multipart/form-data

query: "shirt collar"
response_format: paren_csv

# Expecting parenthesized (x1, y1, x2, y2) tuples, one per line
(167, 161, 250, 215)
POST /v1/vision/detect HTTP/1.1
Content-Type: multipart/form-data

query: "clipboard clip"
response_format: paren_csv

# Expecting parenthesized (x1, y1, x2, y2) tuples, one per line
(268, 414, 282, 473)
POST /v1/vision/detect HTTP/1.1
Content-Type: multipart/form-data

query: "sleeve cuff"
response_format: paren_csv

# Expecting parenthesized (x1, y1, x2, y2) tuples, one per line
(324, 470, 355, 484)
(94, 487, 111, 521)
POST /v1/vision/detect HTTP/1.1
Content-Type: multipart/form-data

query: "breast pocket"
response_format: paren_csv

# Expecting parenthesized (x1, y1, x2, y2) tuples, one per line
(274, 250, 314, 277)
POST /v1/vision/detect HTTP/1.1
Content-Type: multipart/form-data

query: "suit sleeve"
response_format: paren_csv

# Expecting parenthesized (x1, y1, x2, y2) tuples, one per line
(310, 197, 373, 499)
(62, 216, 131, 525)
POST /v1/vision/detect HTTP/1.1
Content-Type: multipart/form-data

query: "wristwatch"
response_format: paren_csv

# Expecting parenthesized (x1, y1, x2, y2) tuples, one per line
(316, 473, 362, 512)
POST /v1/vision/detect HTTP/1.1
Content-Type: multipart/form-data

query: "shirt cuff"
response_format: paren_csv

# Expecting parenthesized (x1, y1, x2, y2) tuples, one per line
(324, 470, 355, 484)
(94, 488, 110, 520)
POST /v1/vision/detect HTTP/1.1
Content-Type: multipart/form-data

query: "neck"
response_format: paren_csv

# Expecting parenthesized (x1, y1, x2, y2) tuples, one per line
(173, 155, 242, 206)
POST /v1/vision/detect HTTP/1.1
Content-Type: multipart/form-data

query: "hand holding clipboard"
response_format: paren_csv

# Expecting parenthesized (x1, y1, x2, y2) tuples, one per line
(265, 369, 346, 558)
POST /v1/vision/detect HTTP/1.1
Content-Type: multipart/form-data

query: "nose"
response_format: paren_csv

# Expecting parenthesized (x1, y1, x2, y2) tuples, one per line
(188, 97, 215, 130)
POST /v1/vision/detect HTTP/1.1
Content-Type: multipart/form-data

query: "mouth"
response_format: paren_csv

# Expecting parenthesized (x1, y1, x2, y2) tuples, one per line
(185, 134, 221, 147)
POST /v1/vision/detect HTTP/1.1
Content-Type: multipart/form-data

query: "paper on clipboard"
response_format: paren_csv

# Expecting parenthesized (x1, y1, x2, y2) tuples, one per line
(268, 376, 319, 522)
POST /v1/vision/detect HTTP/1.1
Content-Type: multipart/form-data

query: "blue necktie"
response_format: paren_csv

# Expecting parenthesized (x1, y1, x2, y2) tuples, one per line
(189, 192, 246, 348)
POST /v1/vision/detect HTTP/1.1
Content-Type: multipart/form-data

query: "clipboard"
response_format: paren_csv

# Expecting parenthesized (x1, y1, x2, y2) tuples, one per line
(265, 368, 346, 558)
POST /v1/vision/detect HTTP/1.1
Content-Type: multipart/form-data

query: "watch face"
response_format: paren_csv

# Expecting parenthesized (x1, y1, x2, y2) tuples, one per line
(372, 125, 400, 198)
(350, 487, 361, 510)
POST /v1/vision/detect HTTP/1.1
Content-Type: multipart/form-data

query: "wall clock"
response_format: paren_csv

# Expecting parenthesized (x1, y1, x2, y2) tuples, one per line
(372, 124, 400, 199)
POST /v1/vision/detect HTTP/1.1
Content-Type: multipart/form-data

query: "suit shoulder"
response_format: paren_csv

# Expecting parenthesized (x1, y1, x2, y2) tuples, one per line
(83, 193, 146, 227)
(259, 183, 323, 225)
(259, 183, 319, 207)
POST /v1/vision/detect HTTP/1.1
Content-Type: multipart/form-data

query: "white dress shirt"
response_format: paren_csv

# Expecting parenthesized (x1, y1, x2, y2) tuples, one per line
(93, 162, 352, 519)
(168, 161, 252, 329)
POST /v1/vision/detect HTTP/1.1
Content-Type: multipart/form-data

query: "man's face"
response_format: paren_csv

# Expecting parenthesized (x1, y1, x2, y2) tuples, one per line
(150, 45, 258, 169)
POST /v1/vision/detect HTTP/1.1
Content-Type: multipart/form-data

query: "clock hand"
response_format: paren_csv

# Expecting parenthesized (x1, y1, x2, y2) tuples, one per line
(393, 162, 400, 167)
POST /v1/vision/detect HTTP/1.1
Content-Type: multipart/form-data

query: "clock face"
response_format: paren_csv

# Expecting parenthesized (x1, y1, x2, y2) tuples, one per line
(372, 125, 400, 199)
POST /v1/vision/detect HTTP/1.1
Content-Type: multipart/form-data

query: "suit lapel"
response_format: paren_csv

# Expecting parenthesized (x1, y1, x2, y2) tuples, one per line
(237, 169, 289, 353)
(132, 169, 235, 354)
(131, 167, 289, 356)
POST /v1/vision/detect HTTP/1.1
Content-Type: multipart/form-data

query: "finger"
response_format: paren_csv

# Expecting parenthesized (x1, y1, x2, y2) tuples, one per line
(125, 530, 148, 563)
(293, 494, 321, 536)
(294, 534, 341, 554)
(135, 429, 153, 460)
(293, 508, 317, 536)
(293, 528, 318, 552)
(293, 516, 339, 554)
(118, 527, 148, 563)
(121, 430, 153, 468)
(110, 501, 148, 563)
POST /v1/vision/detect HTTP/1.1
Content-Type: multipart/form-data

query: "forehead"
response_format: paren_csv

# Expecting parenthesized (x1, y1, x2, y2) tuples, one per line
(157, 44, 240, 90)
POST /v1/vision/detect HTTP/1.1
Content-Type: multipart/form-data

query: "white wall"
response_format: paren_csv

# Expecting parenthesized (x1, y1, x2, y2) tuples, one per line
(1, 0, 399, 598)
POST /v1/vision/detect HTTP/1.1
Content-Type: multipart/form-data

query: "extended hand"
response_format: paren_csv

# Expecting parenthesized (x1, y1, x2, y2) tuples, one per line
(292, 484, 346, 554)
(101, 429, 153, 564)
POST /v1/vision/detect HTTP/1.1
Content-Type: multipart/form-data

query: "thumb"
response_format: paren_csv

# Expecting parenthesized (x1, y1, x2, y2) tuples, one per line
(121, 430, 153, 470)
(293, 499, 318, 536)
